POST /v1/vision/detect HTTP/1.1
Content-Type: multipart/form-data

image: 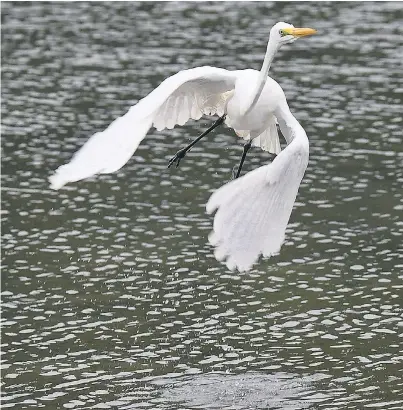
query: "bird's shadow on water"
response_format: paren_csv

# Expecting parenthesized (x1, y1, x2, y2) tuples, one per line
(149, 371, 330, 410)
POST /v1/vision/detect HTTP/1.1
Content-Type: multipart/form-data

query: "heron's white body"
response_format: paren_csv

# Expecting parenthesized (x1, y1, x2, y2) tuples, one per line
(49, 21, 315, 272)
(227, 70, 283, 126)
(225, 69, 284, 153)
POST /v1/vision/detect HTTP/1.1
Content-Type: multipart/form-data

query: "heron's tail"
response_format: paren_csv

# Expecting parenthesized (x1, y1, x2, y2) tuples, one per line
(206, 139, 308, 272)
(49, 109, 152, 190)
(235, 116, 281, 155)
(251, 118, 281, 154)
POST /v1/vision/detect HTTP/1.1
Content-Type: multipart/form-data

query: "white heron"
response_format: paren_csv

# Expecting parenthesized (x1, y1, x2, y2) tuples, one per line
(49, 22, 316, 189)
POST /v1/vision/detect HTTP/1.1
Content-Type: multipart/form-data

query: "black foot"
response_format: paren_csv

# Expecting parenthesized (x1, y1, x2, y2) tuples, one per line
(168, 147, 187, 169)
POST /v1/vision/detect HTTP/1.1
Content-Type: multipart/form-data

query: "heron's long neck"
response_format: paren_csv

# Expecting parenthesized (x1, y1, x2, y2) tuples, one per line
(243, 39, 279, 115)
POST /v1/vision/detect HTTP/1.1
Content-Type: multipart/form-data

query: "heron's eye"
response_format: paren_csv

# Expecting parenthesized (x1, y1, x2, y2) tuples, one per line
(279, 29, 286, 37)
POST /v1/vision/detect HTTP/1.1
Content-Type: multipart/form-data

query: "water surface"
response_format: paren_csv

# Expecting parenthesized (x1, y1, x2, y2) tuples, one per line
(2, 2, 403, 409)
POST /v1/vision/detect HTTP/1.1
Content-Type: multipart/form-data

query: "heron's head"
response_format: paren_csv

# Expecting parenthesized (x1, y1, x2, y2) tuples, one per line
(270, 22, 317, 46)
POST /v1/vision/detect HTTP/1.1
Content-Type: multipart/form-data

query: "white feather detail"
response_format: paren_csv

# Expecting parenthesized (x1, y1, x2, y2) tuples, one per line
(251, 120, 281, 154)
(206, 137, 309, 272)
(49, 113, 152, 190)
(49, 67, 237, 189)
(235, 116, 281, 155)
(150, 68, 236, 132)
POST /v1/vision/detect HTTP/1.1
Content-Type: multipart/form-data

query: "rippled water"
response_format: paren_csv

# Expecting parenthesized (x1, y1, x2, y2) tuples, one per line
(1, 2, 402, 409)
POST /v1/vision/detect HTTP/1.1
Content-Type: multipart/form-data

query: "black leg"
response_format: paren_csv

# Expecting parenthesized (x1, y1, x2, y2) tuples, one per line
(167, 115, 226, 168)
(233, 141, 252, 179)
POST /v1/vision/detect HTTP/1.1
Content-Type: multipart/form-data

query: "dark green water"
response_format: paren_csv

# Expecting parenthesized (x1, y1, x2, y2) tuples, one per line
(1, 2, 402, 409)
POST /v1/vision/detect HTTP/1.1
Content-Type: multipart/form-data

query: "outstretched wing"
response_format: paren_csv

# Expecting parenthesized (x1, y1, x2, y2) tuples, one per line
(206, 135, 309, 272)
(49, 66, 237, 189)
(148, 67, 236, 130)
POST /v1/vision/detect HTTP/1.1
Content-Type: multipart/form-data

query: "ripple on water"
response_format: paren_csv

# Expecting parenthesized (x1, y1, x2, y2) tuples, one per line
(1, 1, 403, 409)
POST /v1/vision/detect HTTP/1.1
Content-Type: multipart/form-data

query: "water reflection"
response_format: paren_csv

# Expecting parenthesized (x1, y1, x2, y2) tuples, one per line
(154, 372, 329, 410)
(1, 1, 402, 409)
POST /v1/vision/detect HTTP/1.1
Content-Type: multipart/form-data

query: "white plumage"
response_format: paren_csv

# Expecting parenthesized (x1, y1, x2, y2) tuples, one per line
(49, 21, 316, 272)
(50, 22, 316, 190)
(206, 100, 309, 271)
(49, 67, 237, 189)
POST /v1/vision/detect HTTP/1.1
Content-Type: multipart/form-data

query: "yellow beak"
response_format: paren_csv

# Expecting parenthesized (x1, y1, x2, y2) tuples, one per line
(283, 27, 317, 37)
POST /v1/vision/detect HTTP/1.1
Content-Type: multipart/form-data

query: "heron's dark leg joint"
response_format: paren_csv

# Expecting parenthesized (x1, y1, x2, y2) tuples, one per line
(167, 114, 226, 169)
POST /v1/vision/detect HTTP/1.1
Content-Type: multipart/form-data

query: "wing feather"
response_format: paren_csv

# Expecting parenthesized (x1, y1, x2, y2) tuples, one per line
(50, 66, 237, 189)
(235, 115, 281, 155)
(206, 137, 309, 272)
(148, 67, 236, 130)
(191, 94, 203, 120)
